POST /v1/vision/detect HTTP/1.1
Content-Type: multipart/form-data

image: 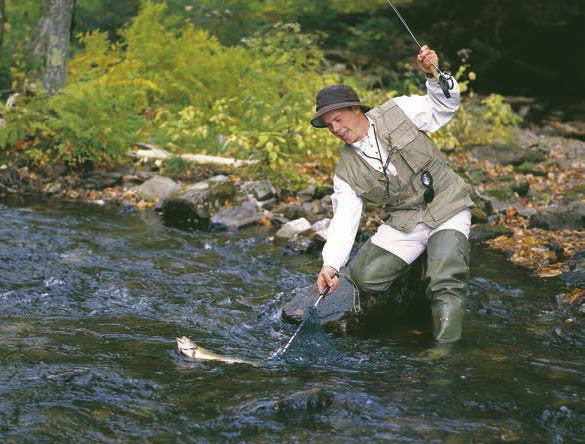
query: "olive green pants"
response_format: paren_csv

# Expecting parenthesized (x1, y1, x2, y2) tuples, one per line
(348, 229, 470, 342)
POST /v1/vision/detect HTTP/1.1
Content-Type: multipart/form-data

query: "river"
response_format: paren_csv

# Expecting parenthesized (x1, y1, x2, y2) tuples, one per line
(0, 196, 583, 442)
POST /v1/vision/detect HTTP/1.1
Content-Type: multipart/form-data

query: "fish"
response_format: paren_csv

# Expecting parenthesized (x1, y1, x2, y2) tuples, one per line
(176, 336, 256, 366)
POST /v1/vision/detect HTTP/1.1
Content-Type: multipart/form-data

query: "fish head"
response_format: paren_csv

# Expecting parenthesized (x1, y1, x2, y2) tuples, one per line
(176, 336, 199, 358)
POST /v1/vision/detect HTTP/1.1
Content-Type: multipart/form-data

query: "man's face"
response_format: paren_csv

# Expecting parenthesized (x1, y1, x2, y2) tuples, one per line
(321, 107, 367, 144)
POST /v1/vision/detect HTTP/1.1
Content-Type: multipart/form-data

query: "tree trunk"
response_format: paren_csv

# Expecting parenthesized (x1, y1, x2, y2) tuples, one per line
(0, 0, 5, 60)
(41, 0, 76, 95)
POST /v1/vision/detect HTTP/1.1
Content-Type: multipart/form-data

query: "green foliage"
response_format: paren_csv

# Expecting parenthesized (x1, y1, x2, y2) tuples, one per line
(431, 63, 522, 151)
(1, 0, 522, 192)
(47, 81, 147, 165)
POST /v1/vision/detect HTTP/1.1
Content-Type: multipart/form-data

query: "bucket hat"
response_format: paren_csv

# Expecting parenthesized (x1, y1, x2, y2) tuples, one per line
(310, 84, 370, 128)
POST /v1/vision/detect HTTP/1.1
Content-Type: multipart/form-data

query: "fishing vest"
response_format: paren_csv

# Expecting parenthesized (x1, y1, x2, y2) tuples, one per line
(335, 99, 474, 232)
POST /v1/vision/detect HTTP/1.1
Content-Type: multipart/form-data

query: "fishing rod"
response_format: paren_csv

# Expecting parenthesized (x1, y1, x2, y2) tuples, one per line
(384, 0, 454, 98)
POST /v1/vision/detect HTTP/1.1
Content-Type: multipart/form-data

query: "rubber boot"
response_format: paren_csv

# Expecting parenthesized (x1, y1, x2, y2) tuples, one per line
(425, 229, 470, 343)
(348, 239, 410, 297)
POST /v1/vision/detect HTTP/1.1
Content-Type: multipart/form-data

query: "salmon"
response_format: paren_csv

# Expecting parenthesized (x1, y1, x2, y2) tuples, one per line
(176, 336, 256, 366)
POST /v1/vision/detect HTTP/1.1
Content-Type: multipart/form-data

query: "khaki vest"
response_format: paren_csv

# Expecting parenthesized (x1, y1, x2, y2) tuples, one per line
(335, 99, 474, 232)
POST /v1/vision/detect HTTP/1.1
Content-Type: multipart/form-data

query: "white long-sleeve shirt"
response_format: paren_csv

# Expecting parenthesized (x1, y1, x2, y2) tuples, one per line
(322, 78, 460, 271)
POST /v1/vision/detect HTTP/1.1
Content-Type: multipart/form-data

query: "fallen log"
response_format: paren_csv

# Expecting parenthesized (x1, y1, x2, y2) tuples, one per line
(128, 142, 259, 167)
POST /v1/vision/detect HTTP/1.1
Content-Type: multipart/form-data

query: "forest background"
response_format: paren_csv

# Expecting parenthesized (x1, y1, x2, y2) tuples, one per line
(1, 0, 583, 191)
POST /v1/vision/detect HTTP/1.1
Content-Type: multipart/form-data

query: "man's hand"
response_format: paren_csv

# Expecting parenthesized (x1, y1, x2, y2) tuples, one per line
(317, 265, 340, 295)
(416, 45, 439, 74)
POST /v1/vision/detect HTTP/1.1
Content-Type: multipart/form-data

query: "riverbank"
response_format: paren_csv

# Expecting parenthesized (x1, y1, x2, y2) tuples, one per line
(1, 120, 583, 309)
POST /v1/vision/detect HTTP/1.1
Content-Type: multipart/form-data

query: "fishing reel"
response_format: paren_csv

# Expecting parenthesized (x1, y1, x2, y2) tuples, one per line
(438, 72, 455, 99)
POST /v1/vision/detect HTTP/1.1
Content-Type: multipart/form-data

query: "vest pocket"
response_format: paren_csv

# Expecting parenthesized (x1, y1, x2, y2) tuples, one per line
(389, 121, 417, 149)
(400, 147, 433, 175)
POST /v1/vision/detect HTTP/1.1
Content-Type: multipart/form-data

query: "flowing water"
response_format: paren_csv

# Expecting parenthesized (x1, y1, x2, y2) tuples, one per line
(0, 196, 583, 443)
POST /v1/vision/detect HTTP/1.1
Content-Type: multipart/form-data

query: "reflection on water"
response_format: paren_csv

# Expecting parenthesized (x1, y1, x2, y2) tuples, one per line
(0, 196, 583, 442)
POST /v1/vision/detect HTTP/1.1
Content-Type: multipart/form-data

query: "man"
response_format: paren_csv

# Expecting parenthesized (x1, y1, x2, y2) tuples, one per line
(312, 45, 474, 343)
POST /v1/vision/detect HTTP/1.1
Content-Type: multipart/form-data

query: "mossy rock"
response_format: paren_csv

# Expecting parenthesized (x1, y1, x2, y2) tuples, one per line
(469, 224, 513, 242)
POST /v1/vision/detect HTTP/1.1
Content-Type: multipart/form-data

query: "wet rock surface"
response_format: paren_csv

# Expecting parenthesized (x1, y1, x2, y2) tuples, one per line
(282, 260, 428, 333)
(272, 388, 334, 412)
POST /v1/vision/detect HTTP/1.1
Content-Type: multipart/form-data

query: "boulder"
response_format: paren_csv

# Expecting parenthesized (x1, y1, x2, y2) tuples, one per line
(478, 183, 521, 213)
(311, 218, 331, 233)
(559, 250, 585, 287)
(275, 202, 320, 221)
(282, 260, 428, 333)
(81, 171, 124, 190)
(136, 175, 179, 203)
(241, 180, 277, 201)
(530, 202, 585, 230)
(274, 218, 313, 241)
(160, 175, 236, 228)
(468, 142, 546, 166)
(469, 224, 513, 242)
(210, 203, 264, 229)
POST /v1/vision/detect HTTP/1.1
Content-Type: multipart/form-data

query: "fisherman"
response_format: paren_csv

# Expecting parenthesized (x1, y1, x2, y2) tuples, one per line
(313, 45, 474, 343)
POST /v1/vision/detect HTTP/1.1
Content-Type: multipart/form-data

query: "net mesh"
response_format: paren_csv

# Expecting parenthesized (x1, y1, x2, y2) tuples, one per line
(275, 307, 343, 365)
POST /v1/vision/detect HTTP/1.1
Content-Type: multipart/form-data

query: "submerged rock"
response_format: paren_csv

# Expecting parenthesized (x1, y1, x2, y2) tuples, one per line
(285, 235, 316, 254)
(272, 388, 333, 412)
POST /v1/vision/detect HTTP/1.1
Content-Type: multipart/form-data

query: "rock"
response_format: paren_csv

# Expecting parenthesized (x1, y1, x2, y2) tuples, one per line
(511, 179, 531, 196)
(210, 204, 264, 229)
(298, 184, 316, 202)
(469, 224, 513, 242)
(135, 175, 179, 202)
(479, 183, 520, 213)
(272, 388, 333, 411)
(282, 262, 427, 333)
(282, 274, 359, 332)
(465, 165, 488, 184)
(313, 228, 329, 243)
(311, 218, 331, 233)
(276, 202, 307, 221)
(535, 136, 585, 169)
(274, 218, 313, 241)
(529, 202, 585, 230)
(514, 204, 538, 218)
(81, 171, 124, 189)
(0, 166, 25, 189)
(559, 250, 585, 287)
(241, 180, 276, 201)
(269, 215, 289, 228)
(160, 175, 236, 228)
(468, 142, 546, 166)
(285, 235, 316, 253)
(470, 207, 489, 224)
